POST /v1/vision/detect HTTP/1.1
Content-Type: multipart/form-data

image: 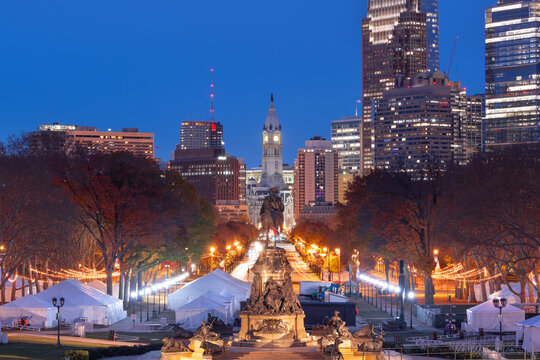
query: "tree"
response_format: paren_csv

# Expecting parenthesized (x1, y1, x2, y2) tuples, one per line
(55, 151, 169, 295)
(339, 169, 442, 304)
(0, 141, 74, 302)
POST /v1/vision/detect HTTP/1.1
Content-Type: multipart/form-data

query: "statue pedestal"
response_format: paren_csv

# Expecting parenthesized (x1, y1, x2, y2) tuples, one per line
(238, 313, 308, 344)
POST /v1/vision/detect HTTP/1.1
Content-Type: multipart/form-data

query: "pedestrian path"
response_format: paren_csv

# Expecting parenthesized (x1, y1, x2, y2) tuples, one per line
(351, 298, 439, 334)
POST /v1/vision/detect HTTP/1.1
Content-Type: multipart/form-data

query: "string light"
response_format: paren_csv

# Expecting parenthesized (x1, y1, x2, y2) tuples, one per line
(30, 267, 121, 281)
(432, 264, 502, 282)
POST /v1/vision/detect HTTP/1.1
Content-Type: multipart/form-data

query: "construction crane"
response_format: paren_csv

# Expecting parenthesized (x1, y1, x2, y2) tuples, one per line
(447, 36, 459, 77)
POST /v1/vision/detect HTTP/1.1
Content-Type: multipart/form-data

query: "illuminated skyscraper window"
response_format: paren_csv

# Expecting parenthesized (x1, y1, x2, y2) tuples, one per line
(484, 0, 540, 148)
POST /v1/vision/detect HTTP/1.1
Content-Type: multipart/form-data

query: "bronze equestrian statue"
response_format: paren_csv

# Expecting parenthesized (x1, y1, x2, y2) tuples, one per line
(260, 187, 284, 247)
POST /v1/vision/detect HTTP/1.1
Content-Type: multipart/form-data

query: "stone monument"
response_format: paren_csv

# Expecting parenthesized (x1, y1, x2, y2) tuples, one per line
(161, 321, 227, 360)
(237, 246, 308, 345)
(237, 190, 309, 345)
(317, 312, 384, 359)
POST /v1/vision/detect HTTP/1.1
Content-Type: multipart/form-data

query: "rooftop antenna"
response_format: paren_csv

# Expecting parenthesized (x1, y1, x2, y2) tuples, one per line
(447, 36, 459, 77)
(210, 68, 215, 122)
(355, 99, 361, 117)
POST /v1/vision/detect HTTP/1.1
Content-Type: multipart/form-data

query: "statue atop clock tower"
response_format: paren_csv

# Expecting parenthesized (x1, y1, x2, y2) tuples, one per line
(261, 94, 285, 189)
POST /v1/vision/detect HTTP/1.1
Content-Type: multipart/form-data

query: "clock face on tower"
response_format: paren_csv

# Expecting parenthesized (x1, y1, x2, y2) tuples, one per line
(273, 135, 279, 142)
(264, 135, 268, 143)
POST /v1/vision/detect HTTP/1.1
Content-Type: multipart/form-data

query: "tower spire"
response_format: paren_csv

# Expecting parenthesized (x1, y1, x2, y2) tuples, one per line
(210, 68, 215, 122)
(271, 93, 274, 104)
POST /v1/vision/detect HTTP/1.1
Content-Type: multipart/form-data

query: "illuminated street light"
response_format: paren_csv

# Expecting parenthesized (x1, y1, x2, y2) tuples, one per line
(492, 297, 507, 340)
(408, 291, 416, 329)
(52, 297, 65, 348)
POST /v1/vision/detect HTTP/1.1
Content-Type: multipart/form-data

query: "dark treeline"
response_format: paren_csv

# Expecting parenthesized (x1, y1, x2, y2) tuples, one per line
(0, 135, 254, 306)
(292, 145, 540, 305)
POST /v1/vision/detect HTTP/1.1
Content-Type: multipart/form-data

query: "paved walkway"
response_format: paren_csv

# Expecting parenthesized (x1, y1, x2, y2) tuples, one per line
(350, 298, 440, 334)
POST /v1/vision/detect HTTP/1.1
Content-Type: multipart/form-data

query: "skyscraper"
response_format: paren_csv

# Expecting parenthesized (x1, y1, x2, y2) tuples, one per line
(179, 121, 223, 150)
(169, 148, 241, 205)
(331, 116, 362, 173)
(485, 0, 540, 149)
(374, 71, 483, 175)
(423, 0, 440, 72)
(293, 137, 338, 220)
(362, 0, 427, 175)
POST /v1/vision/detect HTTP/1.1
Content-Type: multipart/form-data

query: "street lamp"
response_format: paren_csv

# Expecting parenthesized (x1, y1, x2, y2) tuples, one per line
(335, 248, 341, 283)
(52, 297, 65, 348)
(407, 291, 416, 329)
(492, 297, 507, 340)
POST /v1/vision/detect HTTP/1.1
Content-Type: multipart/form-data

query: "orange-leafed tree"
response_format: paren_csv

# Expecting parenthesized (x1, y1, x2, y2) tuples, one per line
(56, 151, 168, 295)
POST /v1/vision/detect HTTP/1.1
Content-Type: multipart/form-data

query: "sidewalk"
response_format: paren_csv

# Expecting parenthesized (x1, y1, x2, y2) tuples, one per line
(350, 298, 440, 334)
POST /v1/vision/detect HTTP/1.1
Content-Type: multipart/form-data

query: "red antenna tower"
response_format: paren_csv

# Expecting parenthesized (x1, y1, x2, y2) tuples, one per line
(209, 68, 215, 123)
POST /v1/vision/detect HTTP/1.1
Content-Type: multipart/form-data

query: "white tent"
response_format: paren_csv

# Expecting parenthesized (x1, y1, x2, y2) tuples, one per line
(87, 280, 107, 293)
(174, 294, 231, 330)
(33, 279, 126, 325)
(211, 269, 251, 296)
(86, 280, 120, 297)
(517, 315, 540, 351)
(0, 294, 56, 328)
(168, 270, 250, 310)
(466, 300, 525, 332)
(488, 283, 538, 304)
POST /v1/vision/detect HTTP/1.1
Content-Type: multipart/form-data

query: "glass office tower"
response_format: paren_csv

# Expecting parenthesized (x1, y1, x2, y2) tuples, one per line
(362, 0, 427, 175)
(423, 0, 440, 72)
(485, 0, 540, 148)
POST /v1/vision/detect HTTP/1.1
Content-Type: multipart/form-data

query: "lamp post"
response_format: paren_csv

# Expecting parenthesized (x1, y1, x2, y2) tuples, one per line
(52, 297, 65, 348)
(335, 248, 341, 283)
(492, 297, 507, 340)
(408, 291, 415, 329)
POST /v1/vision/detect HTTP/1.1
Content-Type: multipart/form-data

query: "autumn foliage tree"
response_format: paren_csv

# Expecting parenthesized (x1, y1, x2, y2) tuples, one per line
(56, 151, 174, 295)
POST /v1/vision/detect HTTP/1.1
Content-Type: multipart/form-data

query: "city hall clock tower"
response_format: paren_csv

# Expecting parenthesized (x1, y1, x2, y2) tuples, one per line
(261, 94, 285, 189)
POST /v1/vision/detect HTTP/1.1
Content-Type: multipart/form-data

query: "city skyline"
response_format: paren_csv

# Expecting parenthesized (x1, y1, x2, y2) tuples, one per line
(1, 0, 495, 167)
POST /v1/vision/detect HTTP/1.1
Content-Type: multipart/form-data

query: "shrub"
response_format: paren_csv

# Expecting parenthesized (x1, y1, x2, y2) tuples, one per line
(62, 350, 90, 360)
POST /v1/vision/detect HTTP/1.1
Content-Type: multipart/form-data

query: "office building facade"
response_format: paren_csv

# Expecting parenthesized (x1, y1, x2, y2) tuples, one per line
(179, 121, 223, 150)
(293, 137, 338, 221)
(485, 0, 540, 148)
(362, 0, 428, 175)
(423, 0, 440, 72)
(374, 71, 483, 175)
(169, 148, 240, 205)
(331, 116, 362, 173)
(29, 124, 154, 158)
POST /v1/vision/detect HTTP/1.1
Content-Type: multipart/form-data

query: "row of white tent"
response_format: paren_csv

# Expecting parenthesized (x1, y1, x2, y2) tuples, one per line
(0, 279, 126, 328)
(466, 300, 540, 351)
(167, 269, 250, 330)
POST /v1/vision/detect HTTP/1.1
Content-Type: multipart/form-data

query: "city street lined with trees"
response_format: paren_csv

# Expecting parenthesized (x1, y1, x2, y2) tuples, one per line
(291, 145, 540, 305)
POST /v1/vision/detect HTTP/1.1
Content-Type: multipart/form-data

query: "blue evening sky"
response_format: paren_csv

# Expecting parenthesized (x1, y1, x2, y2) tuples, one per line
(0, 1, 495, 167)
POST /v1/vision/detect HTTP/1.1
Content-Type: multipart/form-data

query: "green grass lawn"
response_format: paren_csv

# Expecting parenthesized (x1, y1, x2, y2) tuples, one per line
(0, 335, 107, 360)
